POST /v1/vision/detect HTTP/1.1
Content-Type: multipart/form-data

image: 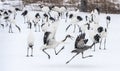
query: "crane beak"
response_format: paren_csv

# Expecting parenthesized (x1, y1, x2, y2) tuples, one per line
(68, 35, 74, 40)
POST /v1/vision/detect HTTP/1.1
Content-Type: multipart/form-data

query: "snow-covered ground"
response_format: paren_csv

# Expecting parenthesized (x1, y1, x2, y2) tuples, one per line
(0, 11, 120, 71)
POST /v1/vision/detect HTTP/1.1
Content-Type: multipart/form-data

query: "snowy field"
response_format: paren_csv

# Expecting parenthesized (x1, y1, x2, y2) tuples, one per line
(0, 11, 120, 71)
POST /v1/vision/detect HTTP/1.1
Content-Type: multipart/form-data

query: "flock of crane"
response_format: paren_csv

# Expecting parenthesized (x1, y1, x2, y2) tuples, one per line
(0, 5, 111, 64)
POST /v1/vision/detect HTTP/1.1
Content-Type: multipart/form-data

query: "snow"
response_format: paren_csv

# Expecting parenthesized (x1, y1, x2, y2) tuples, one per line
(0, 11, 120, 71)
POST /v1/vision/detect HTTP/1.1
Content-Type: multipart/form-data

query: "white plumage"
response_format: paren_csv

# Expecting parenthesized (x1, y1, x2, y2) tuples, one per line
(27, 30, 35, 45)
(49, 10, 59, 20)
(27, 29, 35, 57)
(41, 6, 50, 13)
